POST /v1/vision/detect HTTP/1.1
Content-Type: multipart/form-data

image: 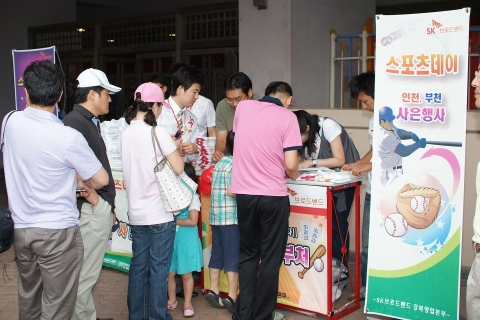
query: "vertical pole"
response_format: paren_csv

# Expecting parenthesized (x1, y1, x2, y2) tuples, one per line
(340, 44, 344, 109)
(175, 13, 183, 62)
(362, 26, 368, 72)
(330, 29, 337, 109)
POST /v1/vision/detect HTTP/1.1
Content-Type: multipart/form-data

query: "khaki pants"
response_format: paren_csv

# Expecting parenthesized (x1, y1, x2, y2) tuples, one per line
(15, 225, 83, 320)
(73, 197, 112, 320)
(467, 249, 480, 320)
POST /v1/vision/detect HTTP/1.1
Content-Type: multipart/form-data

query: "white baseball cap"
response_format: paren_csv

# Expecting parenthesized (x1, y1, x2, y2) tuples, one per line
(77, 68, 122, 94)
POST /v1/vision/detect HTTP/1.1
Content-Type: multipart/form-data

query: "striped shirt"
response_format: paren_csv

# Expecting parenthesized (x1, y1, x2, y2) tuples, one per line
(210, 156, 237, 225)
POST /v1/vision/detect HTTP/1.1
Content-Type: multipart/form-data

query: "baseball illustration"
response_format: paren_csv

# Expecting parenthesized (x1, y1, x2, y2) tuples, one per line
(298, 244, 326, 279)
(313, 258, 324, 272)
(396, 183, 441, 229)
(410, 195, 427, 213)
(385, 213, 408, 237)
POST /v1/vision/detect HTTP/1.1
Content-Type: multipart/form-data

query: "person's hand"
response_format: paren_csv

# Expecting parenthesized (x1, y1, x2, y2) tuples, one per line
(299, 160, 311, 169)
(83, 186, 99, 210)
(212, 151, 224, 162)
(182, 142, 198, 155)
(418, 138, 427, 148)
(341, 162, 358, 171)
(411, 133, 419, 142)
(174, 137, 183, 149)
(351, 163, 372, 176)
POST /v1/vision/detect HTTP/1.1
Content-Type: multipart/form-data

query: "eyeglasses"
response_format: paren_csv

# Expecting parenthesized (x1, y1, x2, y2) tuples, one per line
(225, 95, 247, 106)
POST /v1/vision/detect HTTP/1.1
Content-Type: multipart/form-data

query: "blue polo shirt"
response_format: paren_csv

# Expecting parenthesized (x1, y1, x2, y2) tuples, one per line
(2, 107, 102, 229)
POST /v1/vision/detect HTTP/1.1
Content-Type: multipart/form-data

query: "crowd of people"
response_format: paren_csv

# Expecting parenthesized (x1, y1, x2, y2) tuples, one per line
(2, 42, 480, 320)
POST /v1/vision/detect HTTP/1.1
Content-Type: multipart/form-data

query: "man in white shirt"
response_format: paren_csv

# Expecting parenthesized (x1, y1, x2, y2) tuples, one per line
(2, 60, 109, 319)
(156, 64, 204, 163)
(167, 63, 216, 138)
(467, 44, 480, 320)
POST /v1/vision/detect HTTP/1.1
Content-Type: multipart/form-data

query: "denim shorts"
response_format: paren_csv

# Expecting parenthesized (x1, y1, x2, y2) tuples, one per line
(208, 225, 240, 272)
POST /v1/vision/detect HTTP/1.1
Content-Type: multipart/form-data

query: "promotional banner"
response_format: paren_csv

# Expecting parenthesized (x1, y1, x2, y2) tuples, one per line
(12, 47, 55, 111)
(366, 9, 470, 319)
(103, 171, 132, 273)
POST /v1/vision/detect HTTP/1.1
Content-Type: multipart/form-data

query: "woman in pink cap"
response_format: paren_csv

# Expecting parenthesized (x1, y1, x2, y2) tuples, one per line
(118, 82, 184, 320)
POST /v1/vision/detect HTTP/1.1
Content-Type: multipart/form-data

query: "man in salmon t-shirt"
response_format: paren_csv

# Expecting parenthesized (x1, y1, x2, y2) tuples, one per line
(230, 81, 301, 320)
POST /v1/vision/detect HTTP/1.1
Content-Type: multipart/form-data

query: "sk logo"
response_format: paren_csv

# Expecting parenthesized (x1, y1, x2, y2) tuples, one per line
(432, 19, 442, 28)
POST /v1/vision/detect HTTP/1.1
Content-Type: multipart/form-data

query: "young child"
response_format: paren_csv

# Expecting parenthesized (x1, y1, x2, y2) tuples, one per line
(206, 130, 239, 313)
(167, 163, 203, 317)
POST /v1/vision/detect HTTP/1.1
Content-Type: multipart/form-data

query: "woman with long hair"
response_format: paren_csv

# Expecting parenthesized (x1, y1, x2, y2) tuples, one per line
(118, 82, 184, 320)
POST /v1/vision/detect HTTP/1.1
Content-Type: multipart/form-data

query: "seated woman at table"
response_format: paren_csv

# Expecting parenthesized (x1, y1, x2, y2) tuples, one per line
(293, 110, 360, 268)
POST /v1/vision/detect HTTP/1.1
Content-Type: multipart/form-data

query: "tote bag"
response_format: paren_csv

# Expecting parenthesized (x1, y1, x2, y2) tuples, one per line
(151, 127, 198, 212)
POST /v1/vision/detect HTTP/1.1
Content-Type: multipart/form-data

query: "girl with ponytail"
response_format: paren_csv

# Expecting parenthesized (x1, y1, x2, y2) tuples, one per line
(117, 82, 184, 320)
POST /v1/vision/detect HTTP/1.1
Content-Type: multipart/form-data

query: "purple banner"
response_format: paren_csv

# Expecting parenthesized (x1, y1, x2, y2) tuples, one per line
(12, 47, 55, 111)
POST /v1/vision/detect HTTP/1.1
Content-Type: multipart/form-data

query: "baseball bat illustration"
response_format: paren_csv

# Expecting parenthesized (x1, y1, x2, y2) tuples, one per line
(425, 141, 462, 147)
(298, 245, 326, 279)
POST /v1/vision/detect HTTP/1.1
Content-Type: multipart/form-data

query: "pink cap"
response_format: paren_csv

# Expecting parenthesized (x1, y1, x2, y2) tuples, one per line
(134, 82, 171, 108)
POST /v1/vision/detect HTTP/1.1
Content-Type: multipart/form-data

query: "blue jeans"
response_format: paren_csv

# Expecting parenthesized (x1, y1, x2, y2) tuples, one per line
(127, 221, 175, 320)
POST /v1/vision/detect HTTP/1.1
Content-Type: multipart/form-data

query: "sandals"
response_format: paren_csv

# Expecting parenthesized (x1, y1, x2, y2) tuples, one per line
(221, 295, 236, 313)
(205, 290, 225, 309)
(167, 301, 177, 310)
(184, 307, 194, 317)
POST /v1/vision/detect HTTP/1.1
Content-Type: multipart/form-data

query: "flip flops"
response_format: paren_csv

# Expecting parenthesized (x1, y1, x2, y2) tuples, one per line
(205, 290, 225, 309)
(221, 295, 236, 313)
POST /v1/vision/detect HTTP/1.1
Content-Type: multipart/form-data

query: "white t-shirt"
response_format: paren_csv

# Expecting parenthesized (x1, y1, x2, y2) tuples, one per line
(307, 118, 342, 159)
(117, 121, 178, 225)
(2, 107, 102, 229)
(187, 95, 215, 138)
(367, 116, 374, 194)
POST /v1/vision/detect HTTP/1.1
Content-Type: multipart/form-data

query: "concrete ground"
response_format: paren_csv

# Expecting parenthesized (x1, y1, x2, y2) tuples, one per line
(0, 176, 469, 319)
(0, 244, 468, 319)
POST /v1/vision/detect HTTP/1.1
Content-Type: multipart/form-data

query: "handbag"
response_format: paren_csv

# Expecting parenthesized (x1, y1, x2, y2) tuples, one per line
(0, 111, 17, 254)
(151, 127, 198, 212)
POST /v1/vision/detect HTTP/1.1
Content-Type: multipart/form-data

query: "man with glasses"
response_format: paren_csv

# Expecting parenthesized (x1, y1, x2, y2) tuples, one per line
(467, 45, 480, 320)
(64, 68, 121, 320)
(212, 72, 262, 162)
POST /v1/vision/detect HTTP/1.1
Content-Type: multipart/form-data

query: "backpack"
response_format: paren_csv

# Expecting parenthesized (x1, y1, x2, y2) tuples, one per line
(0, 110, 17, 254)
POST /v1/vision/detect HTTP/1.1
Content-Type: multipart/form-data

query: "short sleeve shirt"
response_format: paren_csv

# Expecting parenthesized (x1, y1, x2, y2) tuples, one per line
(117, 121, 178, 225)
(230, 97, 303, 196)
(2, 107, 102, 229)
(210, 156, 236, 225)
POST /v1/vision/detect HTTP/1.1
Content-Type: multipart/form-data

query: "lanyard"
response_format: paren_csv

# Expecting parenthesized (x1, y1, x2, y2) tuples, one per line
(169, 104, 186, 131)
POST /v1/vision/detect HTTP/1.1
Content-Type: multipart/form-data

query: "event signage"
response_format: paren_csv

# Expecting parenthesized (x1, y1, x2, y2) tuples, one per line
(366, 9, 470, 319)
(12, 47, 55, 111)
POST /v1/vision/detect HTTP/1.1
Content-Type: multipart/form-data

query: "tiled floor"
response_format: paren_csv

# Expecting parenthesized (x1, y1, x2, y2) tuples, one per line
(0, 244, 468, 319)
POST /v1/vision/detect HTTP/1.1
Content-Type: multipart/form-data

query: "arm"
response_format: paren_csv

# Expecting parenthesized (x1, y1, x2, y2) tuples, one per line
(77, 166, 109, 190)
(394, 139, 426, 157)
(79, 187, 100, 211)
(227, 185, 236, 198)
(284, 149, 300, 180)
(212, 130, 228, 162)
(207, 126, 216, 137)
(165, 149, 185, 174)
(176, 209, 199, 227)
(342, 148, 373, 175)
(300, 135, 345, 169)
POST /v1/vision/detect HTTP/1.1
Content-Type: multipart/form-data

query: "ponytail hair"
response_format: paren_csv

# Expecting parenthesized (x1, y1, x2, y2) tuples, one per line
(124, 92, 157, 126)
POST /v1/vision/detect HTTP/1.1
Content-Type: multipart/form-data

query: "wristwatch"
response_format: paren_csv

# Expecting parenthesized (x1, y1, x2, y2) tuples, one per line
(312, 159, 318, 167)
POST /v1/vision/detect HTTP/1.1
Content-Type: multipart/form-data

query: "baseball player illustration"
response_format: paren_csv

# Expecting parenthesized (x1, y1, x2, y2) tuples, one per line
(378, 106, 426, 186)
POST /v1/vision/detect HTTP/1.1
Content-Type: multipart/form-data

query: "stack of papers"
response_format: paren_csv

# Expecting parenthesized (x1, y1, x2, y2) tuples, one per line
(296, 168, 352, 183)
(100, 118, 128, 171)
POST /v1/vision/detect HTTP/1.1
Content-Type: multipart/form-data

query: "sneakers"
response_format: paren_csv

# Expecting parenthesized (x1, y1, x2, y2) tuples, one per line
(231, 309, 288, 320)
(273, 310, 288, 320)
(348, 286, 366, 301)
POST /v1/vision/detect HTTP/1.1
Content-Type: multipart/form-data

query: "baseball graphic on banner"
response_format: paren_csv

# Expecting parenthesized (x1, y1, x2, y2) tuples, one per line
(410, 195, 427, 213)
(385, 212, 408, 237)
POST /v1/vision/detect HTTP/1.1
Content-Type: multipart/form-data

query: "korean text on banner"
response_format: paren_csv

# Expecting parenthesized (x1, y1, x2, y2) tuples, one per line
(366, 9, 470, 319)
(12, 47, 55, 111)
